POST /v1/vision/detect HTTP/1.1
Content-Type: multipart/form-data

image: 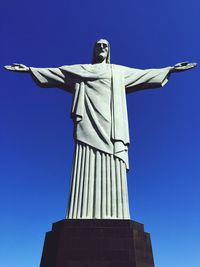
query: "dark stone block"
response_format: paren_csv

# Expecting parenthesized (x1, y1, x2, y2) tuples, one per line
(40, 219, 154, 267)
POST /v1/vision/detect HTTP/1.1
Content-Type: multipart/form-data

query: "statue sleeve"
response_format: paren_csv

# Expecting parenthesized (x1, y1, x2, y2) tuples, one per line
(30, 67, 76, 93)
(124, 67, 172, 94)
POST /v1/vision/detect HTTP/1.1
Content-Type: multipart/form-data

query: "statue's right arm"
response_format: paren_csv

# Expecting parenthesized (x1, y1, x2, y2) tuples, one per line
(4, 63, 75, 93)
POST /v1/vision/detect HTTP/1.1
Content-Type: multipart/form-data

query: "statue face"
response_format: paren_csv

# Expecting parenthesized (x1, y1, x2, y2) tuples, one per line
(94, 39, 109, 63)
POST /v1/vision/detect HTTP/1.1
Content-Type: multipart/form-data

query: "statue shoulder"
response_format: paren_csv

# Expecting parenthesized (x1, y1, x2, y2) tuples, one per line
(111, 64, 136, 74)
(59, 64, 91, 73)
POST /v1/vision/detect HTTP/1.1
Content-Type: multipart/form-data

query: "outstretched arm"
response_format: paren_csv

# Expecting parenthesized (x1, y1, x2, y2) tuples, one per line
(125, 61, 197, 94)
(4, 63, 75, 92)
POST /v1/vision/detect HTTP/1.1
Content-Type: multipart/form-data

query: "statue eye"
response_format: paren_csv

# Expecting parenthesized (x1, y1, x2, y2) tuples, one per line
(96, 43, 108, 48)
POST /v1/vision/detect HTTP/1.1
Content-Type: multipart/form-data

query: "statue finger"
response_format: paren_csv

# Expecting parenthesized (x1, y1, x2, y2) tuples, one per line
(191, 62, 198, 67)
(180, 61, 189, 66)
(12, 63, 27, 68)
(12, 63, 21, 66)
(175, 61, 188, 67)
(4, 65, 15, 70)
(186, 63, 196, 69)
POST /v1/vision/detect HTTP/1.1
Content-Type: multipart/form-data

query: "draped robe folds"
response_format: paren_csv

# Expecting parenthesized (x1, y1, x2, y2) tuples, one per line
(30, 64, 171, 219)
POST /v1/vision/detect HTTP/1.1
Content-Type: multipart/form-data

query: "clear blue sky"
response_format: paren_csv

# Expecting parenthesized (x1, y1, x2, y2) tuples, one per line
(1, 0, 199, 267)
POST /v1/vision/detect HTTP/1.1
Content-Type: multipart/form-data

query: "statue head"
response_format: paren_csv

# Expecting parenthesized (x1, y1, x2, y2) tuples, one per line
(92, 39, 110, 64)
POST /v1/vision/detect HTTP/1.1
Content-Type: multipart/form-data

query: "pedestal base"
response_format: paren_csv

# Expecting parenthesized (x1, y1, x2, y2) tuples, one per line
(40, 219, 154, 267)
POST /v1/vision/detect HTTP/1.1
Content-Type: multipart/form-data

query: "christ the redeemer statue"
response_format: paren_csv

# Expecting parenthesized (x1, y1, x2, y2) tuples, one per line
(5, 39, 197, 220)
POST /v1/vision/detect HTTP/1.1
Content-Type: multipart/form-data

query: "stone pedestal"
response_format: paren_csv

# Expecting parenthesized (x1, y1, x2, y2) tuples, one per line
(40, 219, 154, 267)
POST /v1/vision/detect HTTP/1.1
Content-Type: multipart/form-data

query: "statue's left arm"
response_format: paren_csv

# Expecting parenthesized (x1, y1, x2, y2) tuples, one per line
(124, 62, 197, 94)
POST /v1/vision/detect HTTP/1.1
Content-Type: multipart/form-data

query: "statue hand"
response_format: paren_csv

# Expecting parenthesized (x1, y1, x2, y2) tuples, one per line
(171, 61, 197, 72)
(4, 63, 30, 72)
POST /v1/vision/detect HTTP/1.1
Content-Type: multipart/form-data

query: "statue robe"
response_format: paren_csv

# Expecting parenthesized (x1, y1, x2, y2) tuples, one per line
(30, 63, 171, 219)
